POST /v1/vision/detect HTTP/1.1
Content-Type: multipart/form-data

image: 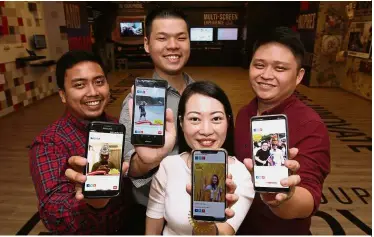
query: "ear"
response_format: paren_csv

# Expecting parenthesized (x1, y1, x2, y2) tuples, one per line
(296, 68, 305, 86)
(144, 36, 150, 53)
(179, 116, 184, 132)
(58, 89, 66, 104)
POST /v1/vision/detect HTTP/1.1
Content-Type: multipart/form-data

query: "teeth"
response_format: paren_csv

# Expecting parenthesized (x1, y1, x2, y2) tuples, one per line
(86, 101, 100, 106)
(259, 83, 273, 88)
(166, 55, 180, 59)
(200, 140, 213, 146)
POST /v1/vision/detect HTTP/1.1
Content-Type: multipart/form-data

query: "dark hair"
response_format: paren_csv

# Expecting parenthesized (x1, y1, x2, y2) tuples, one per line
(56, 50, 105, 90)
(211, 174, 219, 188)
(261, 141, 269, 145)
(145, 7, 189, 39)
(252, 27, 305, 68)
(177, 81, 235, 156)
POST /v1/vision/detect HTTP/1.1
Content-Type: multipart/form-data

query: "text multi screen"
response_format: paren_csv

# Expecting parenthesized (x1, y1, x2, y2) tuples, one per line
(193, 152, 226, 219)
(134, 86, 166, 136)
(252, 119, 289, 188)
(85, 131, 124, 192)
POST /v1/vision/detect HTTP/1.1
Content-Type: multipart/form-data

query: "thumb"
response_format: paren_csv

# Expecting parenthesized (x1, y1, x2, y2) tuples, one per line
(243, 158, 254, 173)
(165, 108, 175, 135)
(288, 148, 299, 160)
(186, 183, 192, 195)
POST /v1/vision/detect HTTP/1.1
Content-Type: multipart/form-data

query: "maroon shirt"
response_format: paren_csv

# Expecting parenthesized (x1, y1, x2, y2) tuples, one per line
(29, 111, 134, 234)
(234, 94, 330, 235)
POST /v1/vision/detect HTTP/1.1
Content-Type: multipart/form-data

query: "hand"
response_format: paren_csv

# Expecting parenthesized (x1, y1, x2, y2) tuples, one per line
(65, 156, 130, 208)
(128, 86, 176, 165)
(243, 148, 301, 207)
(186, 173, 238, 219)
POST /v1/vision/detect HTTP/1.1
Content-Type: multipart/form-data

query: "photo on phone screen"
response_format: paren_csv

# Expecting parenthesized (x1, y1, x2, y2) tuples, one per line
(192, 150, 227, 222)
(251, 115, 290, 193)
(83, 122, 125, 198)
(132, 78, 167, 146)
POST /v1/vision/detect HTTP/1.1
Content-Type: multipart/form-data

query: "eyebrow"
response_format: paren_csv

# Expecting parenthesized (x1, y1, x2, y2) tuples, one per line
(253, 59, 291, 66)
(71, 75, 105, 83)
(155, 32, 188, 36)
(186, 111, 225, 115)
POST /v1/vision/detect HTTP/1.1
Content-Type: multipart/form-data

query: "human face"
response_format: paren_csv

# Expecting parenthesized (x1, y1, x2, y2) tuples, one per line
(180, 94, 228, 150)
(261, 143, 268, 151)
(144, 18, 190, 77)
(58, 61, 109, 120)
(249, 42, 305, 104)
(212, 175, 218, 184)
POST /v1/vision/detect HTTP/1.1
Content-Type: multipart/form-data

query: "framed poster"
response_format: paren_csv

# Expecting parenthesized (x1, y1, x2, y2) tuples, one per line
(347, 21, 372, 59)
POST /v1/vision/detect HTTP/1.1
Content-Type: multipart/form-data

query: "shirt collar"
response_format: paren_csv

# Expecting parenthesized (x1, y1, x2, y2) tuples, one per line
(152, 71, 194, 93)
(252, 94, 297, 116)
(64, 110, 110, 132)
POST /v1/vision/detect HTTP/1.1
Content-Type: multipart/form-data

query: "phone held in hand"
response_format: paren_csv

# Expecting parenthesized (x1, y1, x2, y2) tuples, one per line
(191, 149, 228, 222)
(251, 114, 290, 193)
(131, 78, 168, 146)
(83, 121, 125, 198)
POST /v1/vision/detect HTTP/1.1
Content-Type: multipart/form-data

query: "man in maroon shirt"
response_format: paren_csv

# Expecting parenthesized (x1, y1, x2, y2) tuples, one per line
(29, 51, 136, 234)
(235, 27, 330, 235)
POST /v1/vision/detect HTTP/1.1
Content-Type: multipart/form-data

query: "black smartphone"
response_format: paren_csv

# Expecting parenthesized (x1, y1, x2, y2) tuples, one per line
(251, 114, 290, 193)
(191, 149, 227, 222)
(83, 121, 125, 198)
(131, 78, 168, 146)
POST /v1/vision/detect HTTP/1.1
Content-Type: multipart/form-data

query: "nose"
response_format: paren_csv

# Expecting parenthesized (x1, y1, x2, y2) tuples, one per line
(261, 66, 274, 80)
(199, 120, 214, 136)
(166, 37, 179, 50)
(87, 82, 99, 96)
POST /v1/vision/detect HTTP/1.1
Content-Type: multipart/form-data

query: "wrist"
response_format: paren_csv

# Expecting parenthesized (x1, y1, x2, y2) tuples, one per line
(129, 153, 159, 178)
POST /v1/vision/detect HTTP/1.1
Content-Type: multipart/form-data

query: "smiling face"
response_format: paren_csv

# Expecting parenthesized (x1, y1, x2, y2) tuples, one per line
(180, 93, 228, 150)
(249, 42, 305, 104)
(212, 175, 218, 185)
(58, 61, 109, 120)
(261, 142, 269, 151)
(144, 18, 190, 77)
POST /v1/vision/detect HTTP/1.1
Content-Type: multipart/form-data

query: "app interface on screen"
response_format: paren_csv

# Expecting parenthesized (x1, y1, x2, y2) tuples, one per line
(134, 86, 166, 136)
(252, 118, 289, 188)
(85, 131, 123, 192)
(193, 151, 226, 219)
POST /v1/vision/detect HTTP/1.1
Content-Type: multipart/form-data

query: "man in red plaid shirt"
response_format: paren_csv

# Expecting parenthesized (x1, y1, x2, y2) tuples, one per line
(29, 51, 135, 234)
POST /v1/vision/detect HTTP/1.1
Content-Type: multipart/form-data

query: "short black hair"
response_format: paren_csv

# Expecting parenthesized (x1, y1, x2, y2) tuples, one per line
(177, 81, 235, 156)
(145, 7, 189, 39)
(253, 27, 305, 68)
(56, 50, 105, 90)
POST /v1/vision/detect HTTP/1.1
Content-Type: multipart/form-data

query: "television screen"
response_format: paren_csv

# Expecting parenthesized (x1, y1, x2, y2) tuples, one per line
(33, 35, 47, 49)
(190, 28, 213, 41)
(217, 28, 238, 40)
(120, 22, 144, 37)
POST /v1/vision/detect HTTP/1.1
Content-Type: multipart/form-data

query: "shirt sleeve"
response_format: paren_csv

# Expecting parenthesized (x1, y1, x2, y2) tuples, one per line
(119, 94, 154, 188)
(293, 120, 331, 215)
(226, 160, 255, 233)
(29, 135, 124, 234)
(146, 160, 167, 219)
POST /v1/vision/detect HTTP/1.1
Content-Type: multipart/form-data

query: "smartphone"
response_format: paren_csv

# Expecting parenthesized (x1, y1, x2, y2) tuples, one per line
(191, 149, 227, 222)
(83, 121, 125, 198)
(251, 114, 290, 193)
(131, 78, 168, 146)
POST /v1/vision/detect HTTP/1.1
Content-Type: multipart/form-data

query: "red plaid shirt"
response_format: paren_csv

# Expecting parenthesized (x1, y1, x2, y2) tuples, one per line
(29, 111, 134, 234)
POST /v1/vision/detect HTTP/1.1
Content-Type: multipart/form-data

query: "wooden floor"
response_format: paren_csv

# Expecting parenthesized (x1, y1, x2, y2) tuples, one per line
(0, 67, 371, 235)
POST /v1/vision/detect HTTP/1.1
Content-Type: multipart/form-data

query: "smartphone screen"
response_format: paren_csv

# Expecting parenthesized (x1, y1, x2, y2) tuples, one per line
(83, 122, 125, 198)
(131, 78, 167, 146)
(251, 114, 290, 193)
(192, 150, 227, 222)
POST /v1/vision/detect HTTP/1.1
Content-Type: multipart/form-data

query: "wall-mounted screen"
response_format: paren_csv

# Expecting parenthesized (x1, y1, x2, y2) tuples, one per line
(217, 28, 238, 40)
(190, 28, 213, 42)
(120, 22, 144, 37)
(33, 35, 47, 49)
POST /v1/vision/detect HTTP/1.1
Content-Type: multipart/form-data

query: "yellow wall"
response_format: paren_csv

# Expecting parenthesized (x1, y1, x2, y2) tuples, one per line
(310, 1, 371, 100)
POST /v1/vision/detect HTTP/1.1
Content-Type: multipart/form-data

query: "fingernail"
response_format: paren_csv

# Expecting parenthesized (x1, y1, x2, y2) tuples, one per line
(281, 180, 288, 186)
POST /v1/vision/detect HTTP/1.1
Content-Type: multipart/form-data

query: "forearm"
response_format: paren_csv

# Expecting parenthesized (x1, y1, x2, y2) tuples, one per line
(269, 186, 314, 219)
(40, 193, 119, 234)
(145, 217, 164, 235)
